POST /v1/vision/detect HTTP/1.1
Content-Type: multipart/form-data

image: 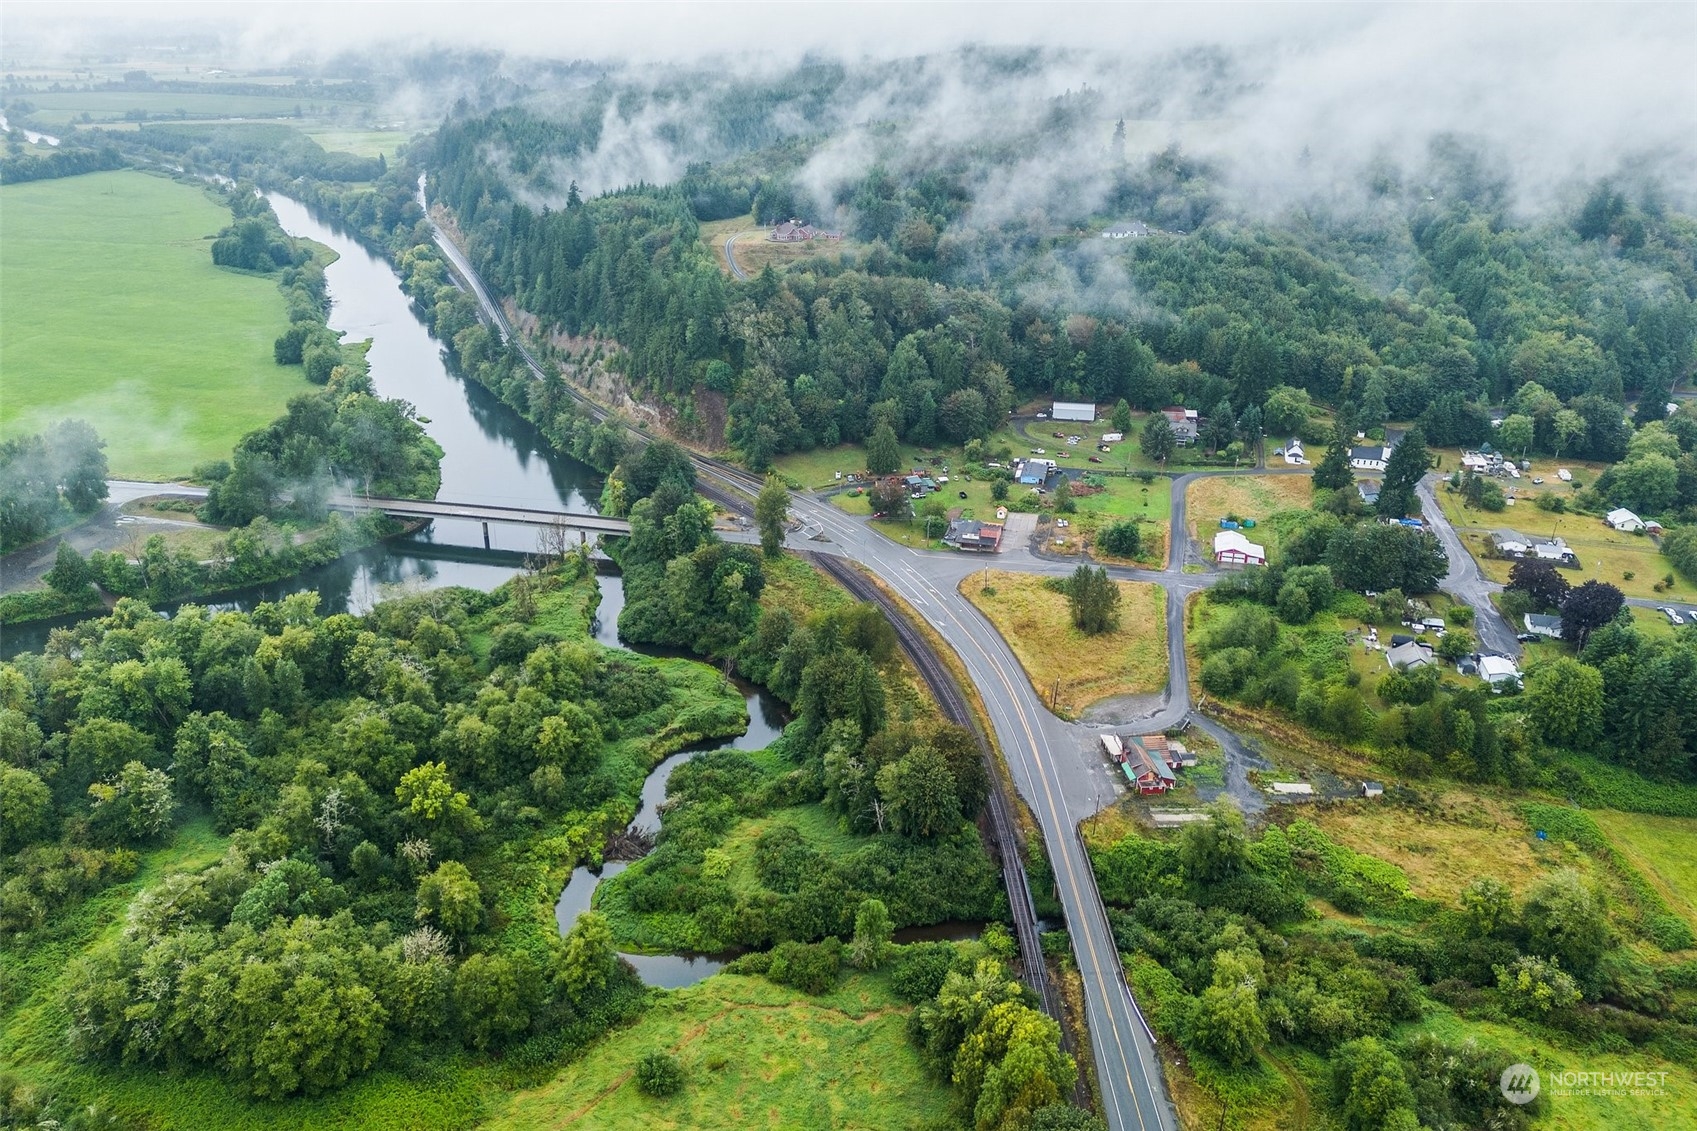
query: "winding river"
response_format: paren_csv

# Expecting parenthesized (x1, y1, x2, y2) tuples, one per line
(4, 194, 797, 986)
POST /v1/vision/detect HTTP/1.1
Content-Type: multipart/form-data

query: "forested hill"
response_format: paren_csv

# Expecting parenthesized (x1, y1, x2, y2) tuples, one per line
(417, 77, 1695, 471)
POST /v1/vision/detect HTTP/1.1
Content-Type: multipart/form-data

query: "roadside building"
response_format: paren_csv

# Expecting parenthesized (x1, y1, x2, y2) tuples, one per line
(1606, 508, 1646, 532)
(943, 518, 1004, 552)
(1051, 401, 1097, 423)
(1283, 439, 1306, 466)
(1523, 613, 1563, 638)
(1531, 538, 1576, 565)
(1212, 529, 1266, 568)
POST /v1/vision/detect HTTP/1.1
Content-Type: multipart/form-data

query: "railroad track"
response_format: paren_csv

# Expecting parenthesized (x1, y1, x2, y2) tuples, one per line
(806, 552, 1062, 1024)
(432, 202, 1059, 1023)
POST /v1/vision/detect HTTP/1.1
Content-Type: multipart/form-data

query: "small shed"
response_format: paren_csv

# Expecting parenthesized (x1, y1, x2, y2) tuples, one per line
(1362, 781, 1385, 798)
(1052, 401, 1097, 423)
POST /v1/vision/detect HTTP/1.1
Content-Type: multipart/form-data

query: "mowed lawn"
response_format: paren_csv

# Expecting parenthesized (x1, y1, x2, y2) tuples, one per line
(1, 170, 309, 479)
(1592, 810, 1697, 930)
(963, 570, 1166, 712)
(1435, 488, 1689, 603)
(484, 973, 949, 1131)
(1185, 474, 1313, 556)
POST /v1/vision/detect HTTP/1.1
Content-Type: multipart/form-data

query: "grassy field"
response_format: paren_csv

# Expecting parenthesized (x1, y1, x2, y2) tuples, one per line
(1310, 793, 1548, 901)
(20, 90, 368, 129)
(484, 973, 948, 1131)
(1397, 1008, 1696, 1131)
(300, 127, 418, 158)
(0, 170, 310, 479)
(699, 213, 853, 277)
(1184, 475, 1313, 558)
(1592, 810, 1697, 930)
(1433, 487, 1688, 603)
(962, 570, 1166, 713)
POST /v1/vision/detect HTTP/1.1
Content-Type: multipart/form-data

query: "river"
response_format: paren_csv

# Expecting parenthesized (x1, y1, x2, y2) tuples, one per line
(2, 192, 813, 987)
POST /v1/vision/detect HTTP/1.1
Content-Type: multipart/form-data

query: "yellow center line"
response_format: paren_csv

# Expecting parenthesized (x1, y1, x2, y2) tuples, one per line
(876, 564, 1157, 1131)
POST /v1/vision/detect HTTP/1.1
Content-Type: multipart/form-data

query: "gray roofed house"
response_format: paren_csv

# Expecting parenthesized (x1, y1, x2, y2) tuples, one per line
(943, 518, 1004, 552)
(1523, 613, 1563, 638)
(1350, 445, 1393, 471)
(1385, 640, 1435, 670)
(1490, 529, 1530, 557)
(1357, 479, 1382, 505)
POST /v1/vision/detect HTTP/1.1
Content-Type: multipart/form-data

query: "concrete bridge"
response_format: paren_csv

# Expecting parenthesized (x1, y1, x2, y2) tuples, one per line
(334, 496, 631, 547)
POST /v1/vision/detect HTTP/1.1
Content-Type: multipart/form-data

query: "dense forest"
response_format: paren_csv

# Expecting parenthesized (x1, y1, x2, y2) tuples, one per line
(410, 62, 1696, 482)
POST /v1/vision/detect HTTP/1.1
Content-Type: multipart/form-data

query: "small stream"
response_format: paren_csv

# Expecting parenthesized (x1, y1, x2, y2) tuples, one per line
(558, 573, 789, 987)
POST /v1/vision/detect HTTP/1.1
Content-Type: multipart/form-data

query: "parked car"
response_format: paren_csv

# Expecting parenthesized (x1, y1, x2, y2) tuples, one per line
(1516, 632, 1540, 644)
(1659, 606, 1686, 625)
(1532, 477, 1544, 485)
(1032, 448, 1046, 454)
(1036, 411, 1048, 419)
(958, 491, 968, 499)
(1088, 456, 1103, 463)
(1053, 432, 1066, 438)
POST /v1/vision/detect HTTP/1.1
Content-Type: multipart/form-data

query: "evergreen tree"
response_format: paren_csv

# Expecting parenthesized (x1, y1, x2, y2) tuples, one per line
(867, 423, 901, 475)
(1140, 413, 1175, 464)
(1312, 426, 1356, 492)
(1375, 426, 1429, 518)
(1065, 565, 1120, 634)
(45, 540, 92, 595)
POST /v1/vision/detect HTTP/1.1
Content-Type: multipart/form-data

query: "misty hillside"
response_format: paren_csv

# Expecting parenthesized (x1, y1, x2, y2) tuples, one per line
(381, 50, 1696, 474)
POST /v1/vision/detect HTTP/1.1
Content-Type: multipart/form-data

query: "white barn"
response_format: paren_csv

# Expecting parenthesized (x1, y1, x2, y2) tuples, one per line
(1213, 529, 1266, 568)
(1051, 401, 1097, 423)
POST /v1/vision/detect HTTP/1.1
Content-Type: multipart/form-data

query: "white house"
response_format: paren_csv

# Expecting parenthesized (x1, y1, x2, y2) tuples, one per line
(1490, 530, 1530, 557)
(1531, 538, 1576, 564)
(1477, 654, 1522, 691)
(1052, 401, 1096, 423)
(1606, 508, 1646, 532)
(1350, 443, 1393, 471)
(1102, 221, 1150, 239)
(1283, 439, 1306, 466)
(1213, 529, 1266, 568)
(1523, 613, 1563, 638)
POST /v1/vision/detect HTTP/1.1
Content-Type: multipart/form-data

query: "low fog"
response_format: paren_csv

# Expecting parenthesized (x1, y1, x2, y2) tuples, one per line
(11, 2, 1696, 220)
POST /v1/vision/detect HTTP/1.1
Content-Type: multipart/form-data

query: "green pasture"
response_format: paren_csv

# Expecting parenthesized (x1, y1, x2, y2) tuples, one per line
(484, 973, 950, 1131)
(20, 90, 367, 129)
(0, 170, 312, 479)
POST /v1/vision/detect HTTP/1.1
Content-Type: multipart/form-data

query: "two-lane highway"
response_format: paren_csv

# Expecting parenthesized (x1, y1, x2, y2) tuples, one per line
(782, 498, 1179, 1131)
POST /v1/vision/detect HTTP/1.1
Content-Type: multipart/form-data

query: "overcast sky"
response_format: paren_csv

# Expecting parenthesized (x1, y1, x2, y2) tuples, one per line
(9, 3, 1694, 213)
